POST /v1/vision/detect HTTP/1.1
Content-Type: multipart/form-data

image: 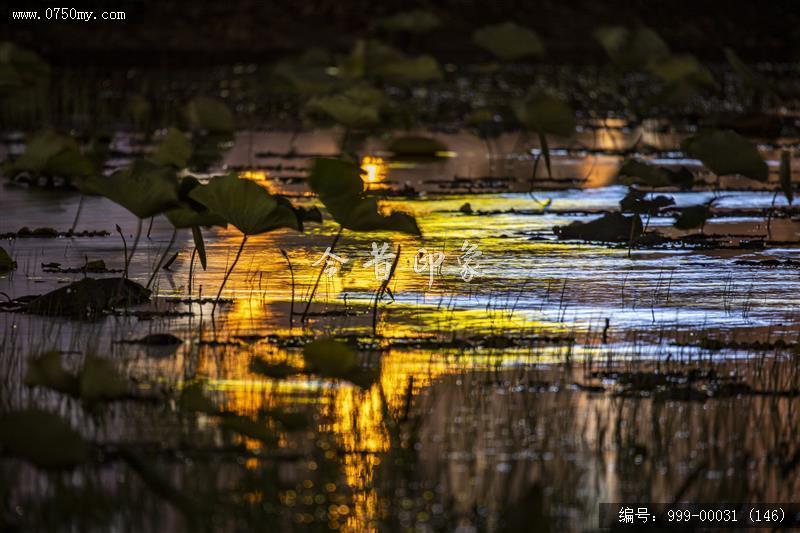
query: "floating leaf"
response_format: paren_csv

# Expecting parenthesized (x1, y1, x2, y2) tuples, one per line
(152, 128, 192, 168)
(305, 87, 383, 128)
(473, 22, 544, 61)
(343, 40, 407, 79)
(271, 60, 340, 96)
(302, 338, 359, 377)
(620, 189, 675, 215)
(674, 204, 713, 231)
(378, 10, 440, 33)
(11, 131, 67, 170)
(0, 42, 49, 95)
(617, 158, 694, 189)
(9, 130, 95, 178)
(648, 54, 714, 87)
(24, 351, 80, 396)
(119, 333, 182, 358)
(0, 246, 15, 274)
(184, 96, 234, 133)
(188, 173, 299, 235)
(594, 25, 669, 70)
(44, 148, 97, 177)
(554, 212, 642, 242)
(84, 259, 107, 272)
(387, 136, 447, 159)
(79, 356, 130, 404)
(309, 158, 421, 235)
(513, 91, 575, 137)
(682, 130, 767, 181)
(25, 277, 151, 317)
(79, 160, 180, 218)
(377, 55, 443, 83)
(780, 150, 793, 205)
(128, 333, 183, 346)
(0, 409, 88, 469)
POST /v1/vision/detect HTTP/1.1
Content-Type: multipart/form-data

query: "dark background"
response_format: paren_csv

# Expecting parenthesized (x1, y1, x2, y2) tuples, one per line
(2, 0, 799, 66)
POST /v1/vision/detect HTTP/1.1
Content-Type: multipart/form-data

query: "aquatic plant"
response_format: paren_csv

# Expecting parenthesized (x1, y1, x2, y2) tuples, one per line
(302, 157, 420, 324)
(0, 246, 15, 274)
(0, 409, 88, 469)
(554, 212, 642, 242)
(308, 158, 420, 235)
(152, 127, 192, 168)
(682, 129, 768, 182)
(80, 160, 180, 219)
(305, 84, 384, 130)
(271, 49, 341, 97)
(164, 175, 228, 275)
(780, 150, 793, 205)
(594, 25, 669, 71)
(386, 135, 447, 160)
(0, 42, 49, 95)
(24, 277, 151, 317)
(513, 90, 575, 177)
(183, 96, 235, 170)
(617, 158, 694, 189)
(303, 338, 377, 388)
(4, 130, 96, 187)
(619, 188, 675, 216)
(184, 96, 235, 134)
(0, 42, 50, 126)
(377, 10, 440, 33)
(126, 93, 151, 130)
(188, 172, 307, 310)
(472, 22, 544, 62)
(673, 201, 715, 232)
(341, 39, 443, 84)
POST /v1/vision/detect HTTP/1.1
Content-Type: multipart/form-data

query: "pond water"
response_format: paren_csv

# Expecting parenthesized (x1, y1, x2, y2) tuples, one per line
(2, 128, 800, 531)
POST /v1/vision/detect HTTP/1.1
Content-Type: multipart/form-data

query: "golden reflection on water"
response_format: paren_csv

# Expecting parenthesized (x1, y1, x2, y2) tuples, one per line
(360, 156, 387, 185)
(239, 169, 269, 182)
(581, 154, 619, 189)
(179, 167, 653, 529)
(198, 327, 581, 531)
(593, 118, 627, 152)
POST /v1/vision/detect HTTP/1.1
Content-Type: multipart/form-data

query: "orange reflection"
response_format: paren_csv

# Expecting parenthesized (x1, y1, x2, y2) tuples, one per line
(581, 154, 620, 189)
(360, 156, 387, 185)
(239, 169, 277, 194)
(240, 169, 269, 181)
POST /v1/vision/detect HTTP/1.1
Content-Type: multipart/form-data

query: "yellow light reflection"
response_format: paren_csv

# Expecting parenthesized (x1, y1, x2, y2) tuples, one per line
(593, 118, 627, 152)
(360, 156, 387, 185)
(581, 154, 620, 189)
(239, 169, 277, 194)
(240, 169, 269, 181)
